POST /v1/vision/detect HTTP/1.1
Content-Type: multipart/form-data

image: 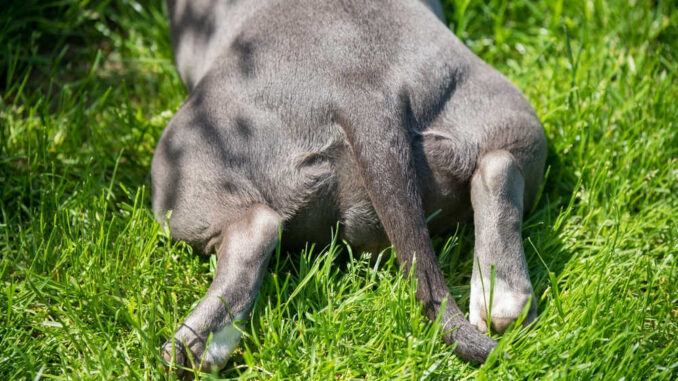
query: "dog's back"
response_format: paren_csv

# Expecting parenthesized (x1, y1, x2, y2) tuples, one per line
(167, 0, 446, 91)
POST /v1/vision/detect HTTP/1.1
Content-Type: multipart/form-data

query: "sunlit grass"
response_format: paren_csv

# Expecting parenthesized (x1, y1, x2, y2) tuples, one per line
(1, 0, 676, 379)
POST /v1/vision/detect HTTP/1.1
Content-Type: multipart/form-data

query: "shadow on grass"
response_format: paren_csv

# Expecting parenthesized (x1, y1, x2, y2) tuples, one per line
(0, 0, 178, 226)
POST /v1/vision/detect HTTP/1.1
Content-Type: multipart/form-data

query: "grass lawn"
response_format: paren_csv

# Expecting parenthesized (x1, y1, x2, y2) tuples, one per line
(1, 0, 676, 379)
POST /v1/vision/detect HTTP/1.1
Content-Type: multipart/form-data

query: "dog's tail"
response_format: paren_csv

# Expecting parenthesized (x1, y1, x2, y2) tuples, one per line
(334, 94, 497, 363)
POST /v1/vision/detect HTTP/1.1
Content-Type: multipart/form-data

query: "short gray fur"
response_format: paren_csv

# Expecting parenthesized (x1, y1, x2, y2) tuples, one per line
(153, 0, 547, 374)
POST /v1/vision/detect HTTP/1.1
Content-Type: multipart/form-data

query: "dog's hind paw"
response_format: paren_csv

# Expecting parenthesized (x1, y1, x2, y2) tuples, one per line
(469, 277, 536, 334)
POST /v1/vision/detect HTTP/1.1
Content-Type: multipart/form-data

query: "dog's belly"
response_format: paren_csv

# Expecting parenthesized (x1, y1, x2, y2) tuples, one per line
(280, 132, 476, 253)
(151, 107, 476, 253)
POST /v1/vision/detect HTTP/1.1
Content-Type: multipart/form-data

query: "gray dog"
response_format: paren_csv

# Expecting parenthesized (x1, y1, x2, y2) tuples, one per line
(152, 0, 546, 373)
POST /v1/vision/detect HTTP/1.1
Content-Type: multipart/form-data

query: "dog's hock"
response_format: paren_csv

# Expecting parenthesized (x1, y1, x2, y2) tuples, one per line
(162, 205, 281, 374)
(470, 150, 537, 333)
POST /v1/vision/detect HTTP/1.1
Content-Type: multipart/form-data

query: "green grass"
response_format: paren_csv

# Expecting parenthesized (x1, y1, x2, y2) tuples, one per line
(1, 0, 676, 379)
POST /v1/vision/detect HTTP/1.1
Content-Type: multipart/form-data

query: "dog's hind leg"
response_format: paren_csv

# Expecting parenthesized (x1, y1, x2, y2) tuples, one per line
(162, 204, 281, 373)
(469, 150, 537, 333)
(335, 98, 496, 363)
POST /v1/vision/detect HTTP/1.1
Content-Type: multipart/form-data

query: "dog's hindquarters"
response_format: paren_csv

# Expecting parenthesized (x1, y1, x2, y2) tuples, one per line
(333, 89, 497, 362)
(153, 0, 548, 372)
